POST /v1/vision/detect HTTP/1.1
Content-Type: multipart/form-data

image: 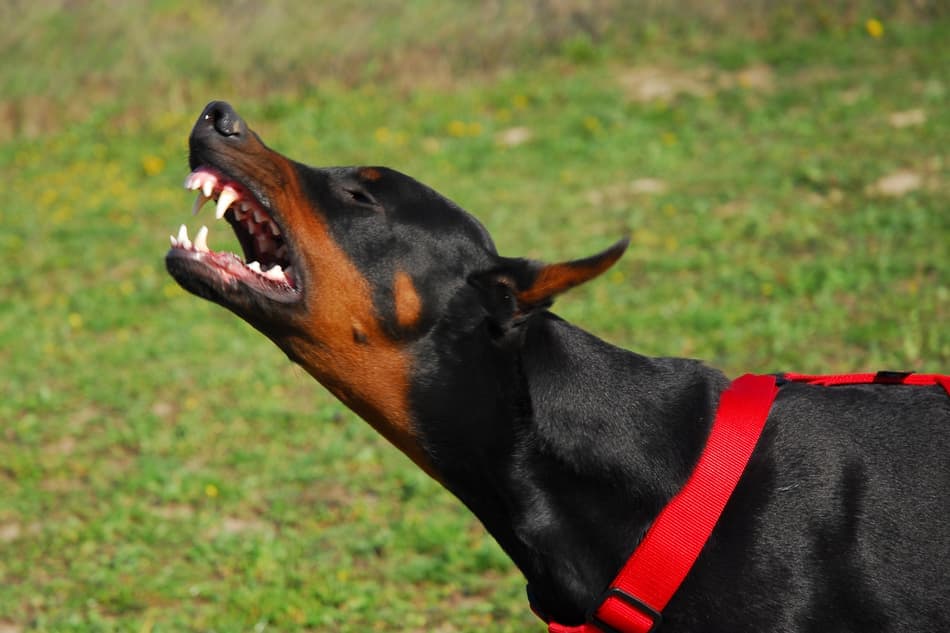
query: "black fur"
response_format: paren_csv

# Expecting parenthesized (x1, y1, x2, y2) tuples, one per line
(415, 306, 950, 631)
(170, 102, 950, 633)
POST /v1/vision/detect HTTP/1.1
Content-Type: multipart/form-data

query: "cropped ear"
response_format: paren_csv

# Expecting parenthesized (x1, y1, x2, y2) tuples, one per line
(470, 237, 629, 338)
(514, 237, 630, 311)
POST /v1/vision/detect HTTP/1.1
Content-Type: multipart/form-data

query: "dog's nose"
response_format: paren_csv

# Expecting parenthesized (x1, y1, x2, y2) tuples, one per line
(197, 101, 244, 138)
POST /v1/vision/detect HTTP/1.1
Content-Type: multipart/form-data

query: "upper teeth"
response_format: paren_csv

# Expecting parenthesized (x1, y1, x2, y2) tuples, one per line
(192, 194, 210, 216)
(174, 168, 292, 287)
(216, 187, 238, 220)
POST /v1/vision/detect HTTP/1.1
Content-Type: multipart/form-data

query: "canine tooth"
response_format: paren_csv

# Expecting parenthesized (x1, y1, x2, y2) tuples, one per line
(192, 193, 210, 216)
(170, 234, 179, 247)
(202, 179, 215, 198)
(216, 187, 238, 219)
(194, 226, 209, 252)
(177, 224, 192, 250)
(247, 261, 263, 273)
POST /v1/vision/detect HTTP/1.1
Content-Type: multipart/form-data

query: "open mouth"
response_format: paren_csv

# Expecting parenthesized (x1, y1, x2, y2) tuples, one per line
(167, 166, 300, 300)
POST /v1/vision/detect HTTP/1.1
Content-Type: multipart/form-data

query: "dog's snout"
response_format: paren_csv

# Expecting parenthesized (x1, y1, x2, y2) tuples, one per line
(198, 101, 244, 138)
(188, 101, 254, 171)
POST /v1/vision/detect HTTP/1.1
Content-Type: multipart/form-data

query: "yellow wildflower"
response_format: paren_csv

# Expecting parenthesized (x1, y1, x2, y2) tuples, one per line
(288, 607, 306, 624)
(205, 483, 219, 498)
(40, 189, 58, 207)
(582, 116, 603, 135)
(447, 120, 468, 137)
(141, 155, 165, 176)
(866, 18, 884, 38)
(373, 127, 392, 144)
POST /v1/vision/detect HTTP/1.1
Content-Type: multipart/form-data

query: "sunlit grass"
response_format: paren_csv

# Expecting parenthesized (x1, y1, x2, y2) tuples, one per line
(0, 5, 947, 632)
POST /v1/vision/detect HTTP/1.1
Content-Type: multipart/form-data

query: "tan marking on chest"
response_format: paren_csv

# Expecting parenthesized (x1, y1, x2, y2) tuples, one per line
(261, 157, 437, 479)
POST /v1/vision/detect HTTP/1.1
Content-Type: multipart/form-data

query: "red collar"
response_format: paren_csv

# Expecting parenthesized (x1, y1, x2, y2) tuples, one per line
(536, 371, 950, 633)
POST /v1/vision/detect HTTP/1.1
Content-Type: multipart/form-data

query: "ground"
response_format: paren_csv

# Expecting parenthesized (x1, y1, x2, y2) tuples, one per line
(0, 4, 947, 632)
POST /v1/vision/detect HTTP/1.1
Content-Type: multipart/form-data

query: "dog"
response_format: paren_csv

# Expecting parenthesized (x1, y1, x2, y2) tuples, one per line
(166, 101, 949, 632)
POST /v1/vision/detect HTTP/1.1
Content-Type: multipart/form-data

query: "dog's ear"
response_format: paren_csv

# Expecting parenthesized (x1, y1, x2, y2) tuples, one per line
(471, 238, 629, 339)
(513, 237, 630, 310)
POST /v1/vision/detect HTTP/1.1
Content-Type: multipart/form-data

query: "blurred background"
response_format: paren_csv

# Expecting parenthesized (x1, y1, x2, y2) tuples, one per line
(1, 1, 947, 631)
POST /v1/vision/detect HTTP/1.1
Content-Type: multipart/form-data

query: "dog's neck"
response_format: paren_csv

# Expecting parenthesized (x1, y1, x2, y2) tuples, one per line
(413, 312, 728, 624)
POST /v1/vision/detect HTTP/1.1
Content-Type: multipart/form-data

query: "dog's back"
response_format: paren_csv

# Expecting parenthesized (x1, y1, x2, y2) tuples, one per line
(673, 381, 950, 632)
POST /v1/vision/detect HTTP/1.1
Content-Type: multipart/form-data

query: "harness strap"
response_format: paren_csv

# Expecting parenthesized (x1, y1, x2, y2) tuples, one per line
(546, 374, 780, 633)
(540, 370, 949, 633)
(783, 371, 950, 395)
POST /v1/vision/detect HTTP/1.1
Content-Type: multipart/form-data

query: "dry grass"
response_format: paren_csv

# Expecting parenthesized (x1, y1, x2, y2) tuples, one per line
(0, 0, 944, 141)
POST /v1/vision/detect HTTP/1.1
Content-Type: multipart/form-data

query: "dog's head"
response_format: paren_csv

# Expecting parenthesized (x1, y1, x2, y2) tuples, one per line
(166, 101, 628, 472)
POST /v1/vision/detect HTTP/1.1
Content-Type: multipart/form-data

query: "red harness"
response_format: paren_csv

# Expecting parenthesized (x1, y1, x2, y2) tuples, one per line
(538, 371, 950, 633)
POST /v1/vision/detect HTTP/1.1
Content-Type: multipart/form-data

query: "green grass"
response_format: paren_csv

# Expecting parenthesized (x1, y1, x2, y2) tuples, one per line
(1, 4, 947, 631)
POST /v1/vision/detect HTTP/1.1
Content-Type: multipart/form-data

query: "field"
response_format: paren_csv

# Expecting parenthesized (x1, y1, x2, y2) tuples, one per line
(1, 3, 947, 631)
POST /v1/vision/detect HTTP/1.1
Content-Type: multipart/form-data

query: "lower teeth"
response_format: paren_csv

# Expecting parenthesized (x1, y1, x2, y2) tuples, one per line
(170, 221, 293, 288)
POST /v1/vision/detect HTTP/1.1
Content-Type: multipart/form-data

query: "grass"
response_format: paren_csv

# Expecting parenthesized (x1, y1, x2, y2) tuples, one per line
(1, 3, 947, 631)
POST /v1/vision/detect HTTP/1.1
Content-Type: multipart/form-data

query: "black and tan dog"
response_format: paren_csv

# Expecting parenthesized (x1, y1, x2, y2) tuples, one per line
(166, 101, 949, 632)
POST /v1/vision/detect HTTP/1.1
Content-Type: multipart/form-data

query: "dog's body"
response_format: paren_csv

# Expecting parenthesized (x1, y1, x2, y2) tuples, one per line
(166, 102, 949, 632)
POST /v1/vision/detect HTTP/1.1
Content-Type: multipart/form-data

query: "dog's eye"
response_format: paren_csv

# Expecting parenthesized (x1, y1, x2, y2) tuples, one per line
(344, 187, 378, 207)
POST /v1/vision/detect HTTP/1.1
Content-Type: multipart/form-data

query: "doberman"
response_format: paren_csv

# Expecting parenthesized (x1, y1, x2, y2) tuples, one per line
(166, 101, 949, 632)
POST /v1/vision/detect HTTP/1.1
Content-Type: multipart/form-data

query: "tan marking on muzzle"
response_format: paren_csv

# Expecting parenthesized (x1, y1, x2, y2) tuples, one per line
(229, 141, 436, 479)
